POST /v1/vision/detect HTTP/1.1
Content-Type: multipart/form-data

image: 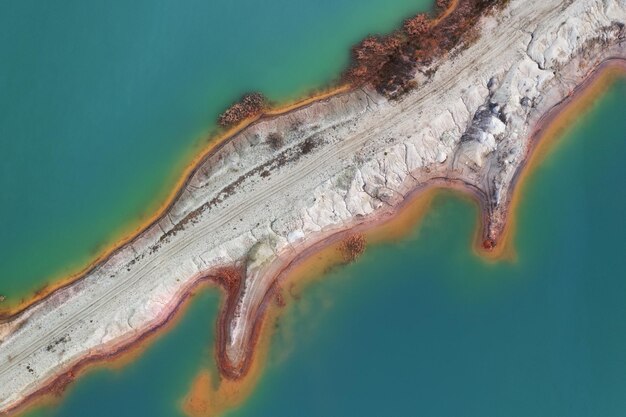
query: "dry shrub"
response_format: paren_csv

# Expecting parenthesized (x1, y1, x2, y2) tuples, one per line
(214, 266, 242, 291)
(218, 93, 267, 128)
(266, 132, 284, 150)
(300, 137, 316, 155)
(343, 0, 509, 98)
(403, 13, 430, 38)
(345, 33, 404, 86)
(339, 233, 366, 263)
(436, 0, 453, 13)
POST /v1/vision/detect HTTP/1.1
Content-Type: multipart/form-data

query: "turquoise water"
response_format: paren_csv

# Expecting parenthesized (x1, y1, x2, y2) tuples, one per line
(23, 289, 220, 417)
(0, 0, 432, 301)
(226, 80, 626, 416)
(4, 0, 626, 416)
(20, 80, 626, 417)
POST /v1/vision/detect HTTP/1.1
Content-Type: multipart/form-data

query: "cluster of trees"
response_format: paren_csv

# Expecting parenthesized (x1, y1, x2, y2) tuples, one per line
(216, 0, 508, 127)
(218, 93, 267, 128)
(344, 0, 505, 98)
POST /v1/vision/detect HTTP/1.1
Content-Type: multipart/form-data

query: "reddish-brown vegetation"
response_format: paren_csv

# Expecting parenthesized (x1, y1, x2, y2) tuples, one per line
(482, 238, 496, 250)
(436, 0, 454, 12)
(339, 233, 367, 263)
(213, 266, 242, 292)
(273, 287, 286, 307)
(346, 34, 405, 94)
(344, 0, 507, 98)
(218, 93, 267, 128)
(403, 13, 430, 38)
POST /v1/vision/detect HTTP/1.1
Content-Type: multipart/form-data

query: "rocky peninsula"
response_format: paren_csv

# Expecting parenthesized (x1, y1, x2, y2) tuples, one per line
(0, 0, 625, 413)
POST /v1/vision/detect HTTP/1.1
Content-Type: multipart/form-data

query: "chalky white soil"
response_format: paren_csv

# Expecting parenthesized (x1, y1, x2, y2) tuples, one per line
(0, 0, 624, 412)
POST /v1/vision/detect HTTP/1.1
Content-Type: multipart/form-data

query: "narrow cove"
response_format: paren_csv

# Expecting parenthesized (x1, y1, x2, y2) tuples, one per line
(19, 78, 626, 416)
(226, 78, 626, 417)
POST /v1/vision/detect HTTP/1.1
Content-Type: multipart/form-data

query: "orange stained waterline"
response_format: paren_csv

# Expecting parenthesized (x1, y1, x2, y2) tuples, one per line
(9, 281, 216, 417)
(181, 188, 461, 417)
(0, 0, 459, 316)
(0, 82, 351, 317)
(183, 296, 283, 417)
(3, 0, 622, 412)
(433, 0, 459, 24)
(479, 64, 626, 263)
(180, 64, 626, 417)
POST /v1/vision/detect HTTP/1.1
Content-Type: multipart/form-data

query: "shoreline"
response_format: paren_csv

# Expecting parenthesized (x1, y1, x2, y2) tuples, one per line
(183, 187, 448, 417)
(184, 60, 626, 415)
(0, 82, 353, 318)
(0, 0, 460, 315)
(212, 179, 487, 378)
(0, 0, 468, 412)
(483, 58, 626, 261)
(3, 275, 224, 417)
(1, 0, 624, 414)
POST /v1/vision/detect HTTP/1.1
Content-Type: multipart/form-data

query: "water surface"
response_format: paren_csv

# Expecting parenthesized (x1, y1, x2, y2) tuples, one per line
(0, 0, 432, 301)
(227, 79, 626, 417)
(4, 1, 626, 415)
(23, 289, 220, 417)
(23, 79, 626, 417)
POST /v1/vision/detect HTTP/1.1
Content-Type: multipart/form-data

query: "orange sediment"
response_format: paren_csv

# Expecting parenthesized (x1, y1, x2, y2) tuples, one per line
(0, 82, 351, 318)
(433, 0, 459, 24)
(0, 0, 461, 316)
(265, 85, 352, 116)
(183, 296, 282, 417)
(11, 63, 622, 417)
(180, 187, 445, 417)
(180, 189, 437, 417)
(2, 0, 622, 413)
(278, 187, 444, 297)
(18, 62, 619, 417)
(5, 280, 217, 417)
(2, 2, 469, 414)
(6, 60, 624, 417)
(181, 62, 626, 416)
(478, 61, 626, 262)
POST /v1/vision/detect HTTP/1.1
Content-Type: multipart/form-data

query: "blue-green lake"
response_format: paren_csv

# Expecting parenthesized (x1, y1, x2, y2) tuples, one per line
(3, 1, 626, 416)
(24, 78, 626, 417)
(0, 0, 433, 302)
(229, 79, 626, 417)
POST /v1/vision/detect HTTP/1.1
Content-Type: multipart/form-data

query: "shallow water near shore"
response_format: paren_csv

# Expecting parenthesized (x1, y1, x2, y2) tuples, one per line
(4, 0, 626, 415)
(19, 79, 626, 417)
(225, 79, 626, 416)
(21, 289, 220, 417)
(0, 0, 433, 303)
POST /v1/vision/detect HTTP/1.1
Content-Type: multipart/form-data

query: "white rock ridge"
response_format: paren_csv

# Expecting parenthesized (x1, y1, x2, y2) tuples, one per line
(0, 0, 624, 413)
